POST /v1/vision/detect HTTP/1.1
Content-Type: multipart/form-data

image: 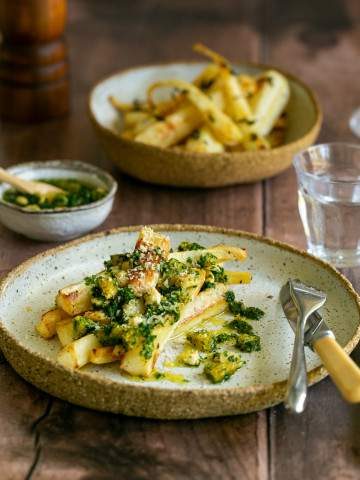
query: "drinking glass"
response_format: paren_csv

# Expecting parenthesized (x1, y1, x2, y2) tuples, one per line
(293, 143, 360, 268)
(350, 108, 360, 138)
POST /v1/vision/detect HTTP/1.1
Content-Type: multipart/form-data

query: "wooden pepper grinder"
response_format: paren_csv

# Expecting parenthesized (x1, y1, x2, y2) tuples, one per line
(0, 0, 69, 122)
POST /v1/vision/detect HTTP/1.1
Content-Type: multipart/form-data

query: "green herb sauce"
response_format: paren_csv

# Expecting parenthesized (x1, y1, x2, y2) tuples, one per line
(225, 290, 264, 320)
(3, 178, 107, 211)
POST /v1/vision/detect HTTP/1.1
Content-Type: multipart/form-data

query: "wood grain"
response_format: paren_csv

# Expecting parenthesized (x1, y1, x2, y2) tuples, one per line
(32, 402, 267, 480)
(263, 0, 360, 478)
(0, 1, 266, 479)
(0, 0, 359, 479)
(0, 0, 69, 122)
(0, 357, 51, 479)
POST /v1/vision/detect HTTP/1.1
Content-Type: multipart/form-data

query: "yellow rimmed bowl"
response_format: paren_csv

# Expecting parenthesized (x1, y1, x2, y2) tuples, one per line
(89, 62, 322, 188)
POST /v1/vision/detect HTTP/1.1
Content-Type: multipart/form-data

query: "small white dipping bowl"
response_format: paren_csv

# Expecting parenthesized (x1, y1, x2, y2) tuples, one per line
(0, 160, 117, 242)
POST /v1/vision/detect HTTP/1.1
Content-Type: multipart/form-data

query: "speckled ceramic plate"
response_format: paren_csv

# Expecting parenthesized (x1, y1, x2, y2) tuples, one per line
(0, 225, 359, 419)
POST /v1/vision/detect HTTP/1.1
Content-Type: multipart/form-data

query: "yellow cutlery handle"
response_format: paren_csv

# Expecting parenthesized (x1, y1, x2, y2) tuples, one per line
(313, 335, 360, 403)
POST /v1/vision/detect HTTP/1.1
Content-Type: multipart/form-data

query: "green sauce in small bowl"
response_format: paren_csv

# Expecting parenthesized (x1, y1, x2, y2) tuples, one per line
(3, 178, 108, 211)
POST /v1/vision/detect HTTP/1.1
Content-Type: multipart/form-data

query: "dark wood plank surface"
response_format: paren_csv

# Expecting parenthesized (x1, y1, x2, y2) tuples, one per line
(264, 2, 360, 479)
(0, 1, 359, 479)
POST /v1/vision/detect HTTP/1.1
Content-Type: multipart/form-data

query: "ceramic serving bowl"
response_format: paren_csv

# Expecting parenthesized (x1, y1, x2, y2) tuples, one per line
(89, 62, 322, 188)
(0, 160, 117, 242)
(0, 225, 359, 419)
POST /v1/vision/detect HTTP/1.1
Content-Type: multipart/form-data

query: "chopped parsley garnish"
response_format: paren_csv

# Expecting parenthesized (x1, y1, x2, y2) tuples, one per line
(119, 286, 136, 304)
(236, 333, 261, 352)
(215, 331, 237, 345)
(177, 241, 205, 251)
(54, 227, 264, 378)
(73, 316, 99, 339)
(204, 351, 244, 383)
(104, 253, 129, 269)
(97, 323, 137, 349)
(138, 322, 156, 359)
(211, 265, 228, 283)
(229, 317, 254, 334)
(187, 329, 217, 353)
(160, 258, 187, 277)
(225, 291, 264, 320)
(199, 260, 228, 290)
(86, 273, 136, 322)
(104, 249, 157, 271)
(84, 274, 97, 286)
(199, 78, 215, 91)
(145, 288, 184, 324)
(97, 286, 136, 321)
(197, 253, 217, 268)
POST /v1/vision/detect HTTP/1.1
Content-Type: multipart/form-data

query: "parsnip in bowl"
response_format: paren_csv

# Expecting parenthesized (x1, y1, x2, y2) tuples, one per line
(89, 44, 321, 187)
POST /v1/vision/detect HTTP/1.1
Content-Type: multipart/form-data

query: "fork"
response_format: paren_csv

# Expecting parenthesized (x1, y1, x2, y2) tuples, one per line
(285, 279, 327, 413)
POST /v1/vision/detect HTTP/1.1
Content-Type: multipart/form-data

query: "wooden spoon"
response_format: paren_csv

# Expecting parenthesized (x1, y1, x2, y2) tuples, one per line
(0, 167, 65, 199)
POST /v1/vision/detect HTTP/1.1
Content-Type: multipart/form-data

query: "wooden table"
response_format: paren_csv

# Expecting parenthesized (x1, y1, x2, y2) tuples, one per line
(0, 1, 359, 478)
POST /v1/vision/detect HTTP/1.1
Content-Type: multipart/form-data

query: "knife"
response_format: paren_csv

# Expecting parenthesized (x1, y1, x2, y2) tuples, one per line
(280, 282, 360, 403)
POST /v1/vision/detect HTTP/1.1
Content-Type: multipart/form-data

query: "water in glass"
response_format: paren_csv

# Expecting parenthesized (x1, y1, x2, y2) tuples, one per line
(294, 143, 360, 268)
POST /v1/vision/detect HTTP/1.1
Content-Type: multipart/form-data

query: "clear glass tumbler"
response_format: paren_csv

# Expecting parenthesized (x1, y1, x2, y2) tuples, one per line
(350, 108, 360, 138)
(293, 143, 360, 268)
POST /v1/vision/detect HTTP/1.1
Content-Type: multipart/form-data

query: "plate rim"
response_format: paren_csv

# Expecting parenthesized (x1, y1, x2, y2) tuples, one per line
(0, 224, 359, 417)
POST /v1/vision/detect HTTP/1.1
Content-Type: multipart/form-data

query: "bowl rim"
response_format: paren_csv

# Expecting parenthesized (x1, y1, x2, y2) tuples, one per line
(0, 224, 359, 396)
(0, 160, 118, 215)
(293, 141, 360, 184)
(88, 59, 323, 159)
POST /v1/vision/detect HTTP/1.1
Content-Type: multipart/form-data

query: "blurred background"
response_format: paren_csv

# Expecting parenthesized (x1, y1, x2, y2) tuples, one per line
(0, 3, 359, 480)
(0, 0, 359, 247)
(0, 0, 359, 135)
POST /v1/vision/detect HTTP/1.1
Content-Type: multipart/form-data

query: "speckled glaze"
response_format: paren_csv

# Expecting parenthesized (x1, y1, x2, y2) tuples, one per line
(0, 225, 359, 419)
(89, 62, 322, 187)
(0, 160, 117, 242)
